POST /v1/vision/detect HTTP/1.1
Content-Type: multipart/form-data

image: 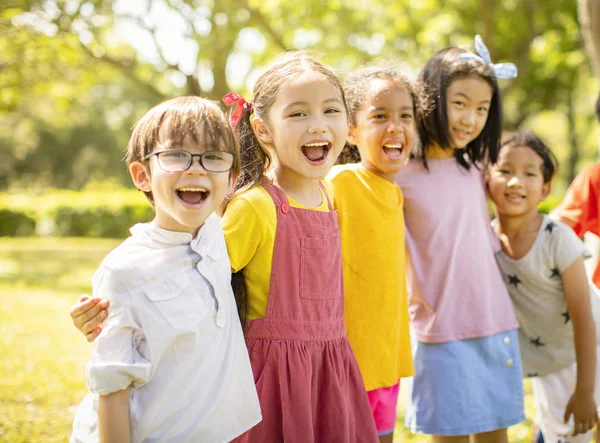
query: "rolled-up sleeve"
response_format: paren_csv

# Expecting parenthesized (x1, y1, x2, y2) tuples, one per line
(85, 266, 151, 395)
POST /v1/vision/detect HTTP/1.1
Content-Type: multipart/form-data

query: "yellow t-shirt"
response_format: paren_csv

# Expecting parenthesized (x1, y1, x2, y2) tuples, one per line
(327, 163, 414, 390)
(221, 183, 333, 320)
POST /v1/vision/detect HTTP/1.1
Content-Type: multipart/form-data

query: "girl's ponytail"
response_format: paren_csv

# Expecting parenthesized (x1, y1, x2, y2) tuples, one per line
(232, 110, 272, 197)
(221, 106, 271, 330)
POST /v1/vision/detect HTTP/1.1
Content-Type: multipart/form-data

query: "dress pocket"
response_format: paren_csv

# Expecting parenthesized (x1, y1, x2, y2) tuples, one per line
(299, 236, 342, 299)
(142, 273, 206, 330)
(247, 339, 277, 389)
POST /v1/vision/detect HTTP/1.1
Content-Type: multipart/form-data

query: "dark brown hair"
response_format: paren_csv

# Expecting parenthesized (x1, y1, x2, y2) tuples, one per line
(126, 96, 240, 203)
(226, 50, 347, 328)
(500, 131, 558, 183)
(337, 62, 427, 164)
(417, 46, 503, 170)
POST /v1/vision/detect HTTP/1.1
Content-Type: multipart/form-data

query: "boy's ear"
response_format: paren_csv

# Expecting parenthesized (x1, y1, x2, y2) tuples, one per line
(541, 181, 551, 201)
(129, 161, 152, 192)
(252, 118, 273, 146)
(348, 126, 358, 145)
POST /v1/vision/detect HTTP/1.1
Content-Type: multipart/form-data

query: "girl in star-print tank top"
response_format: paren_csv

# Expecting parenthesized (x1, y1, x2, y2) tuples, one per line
(220, 51, 378, 443)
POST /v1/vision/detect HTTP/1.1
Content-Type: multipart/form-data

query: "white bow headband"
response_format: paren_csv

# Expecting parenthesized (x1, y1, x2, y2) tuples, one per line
(456, 35, 518, 79)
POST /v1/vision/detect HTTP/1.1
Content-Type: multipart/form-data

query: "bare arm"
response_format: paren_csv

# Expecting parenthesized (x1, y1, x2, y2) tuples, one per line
(562, 256, 598, 435)
(98, 388, 131, 443)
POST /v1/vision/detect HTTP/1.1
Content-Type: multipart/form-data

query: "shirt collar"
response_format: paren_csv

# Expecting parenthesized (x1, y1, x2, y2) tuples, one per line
(129, 213, 226, 260)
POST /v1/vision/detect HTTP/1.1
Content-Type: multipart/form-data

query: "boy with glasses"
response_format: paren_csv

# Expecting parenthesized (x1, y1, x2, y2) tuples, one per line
(70, 96, 261, 443)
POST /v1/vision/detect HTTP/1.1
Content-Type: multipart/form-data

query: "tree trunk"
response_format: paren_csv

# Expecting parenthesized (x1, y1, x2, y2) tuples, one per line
(567, 89, 580, 183)
(480, 0, 497, 48)
(578, 0, 600, 81)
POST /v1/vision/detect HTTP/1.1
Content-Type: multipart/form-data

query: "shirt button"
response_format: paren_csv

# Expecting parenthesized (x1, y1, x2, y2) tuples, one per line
(281, 203, 290, 214)
(216, 314, 225, 328)
(503, 337, 510, 345)
(506, 359, 513, 367)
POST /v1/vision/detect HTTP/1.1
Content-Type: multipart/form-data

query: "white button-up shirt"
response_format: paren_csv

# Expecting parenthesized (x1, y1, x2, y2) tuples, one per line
(71, 214, 261, 443)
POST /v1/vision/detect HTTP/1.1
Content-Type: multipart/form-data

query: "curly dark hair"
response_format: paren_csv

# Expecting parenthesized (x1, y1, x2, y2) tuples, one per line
(336, 61, 427, 164)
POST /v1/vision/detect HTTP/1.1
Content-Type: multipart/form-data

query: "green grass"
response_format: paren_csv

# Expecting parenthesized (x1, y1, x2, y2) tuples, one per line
(0, 237, 536, 442)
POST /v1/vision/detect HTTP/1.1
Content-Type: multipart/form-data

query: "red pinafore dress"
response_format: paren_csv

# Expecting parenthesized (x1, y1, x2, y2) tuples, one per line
(234, 183, 378, 443)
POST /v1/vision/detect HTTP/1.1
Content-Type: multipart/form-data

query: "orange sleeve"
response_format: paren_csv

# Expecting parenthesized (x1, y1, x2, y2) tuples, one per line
(553, 165, 600, 237)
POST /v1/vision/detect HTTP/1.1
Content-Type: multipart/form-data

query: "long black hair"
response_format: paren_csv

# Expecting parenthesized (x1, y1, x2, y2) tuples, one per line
(417, 47, 503, 171)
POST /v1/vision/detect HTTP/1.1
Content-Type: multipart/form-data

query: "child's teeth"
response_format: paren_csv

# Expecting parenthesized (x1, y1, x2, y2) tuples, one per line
(179, 187, 207, 192)
(305, 142, 328, 147)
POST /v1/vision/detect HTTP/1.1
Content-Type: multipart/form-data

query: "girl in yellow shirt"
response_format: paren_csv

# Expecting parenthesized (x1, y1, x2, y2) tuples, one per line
(328, 63, 423, 443)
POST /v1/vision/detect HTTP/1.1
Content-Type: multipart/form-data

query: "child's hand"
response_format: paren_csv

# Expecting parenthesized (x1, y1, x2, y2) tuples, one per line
(564, 390, 598, 436)
(69, 295, 110, 342)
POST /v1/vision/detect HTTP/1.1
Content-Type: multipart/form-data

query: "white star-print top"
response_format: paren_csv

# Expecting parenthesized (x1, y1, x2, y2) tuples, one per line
(71, 214, 261, 443)
(494, 215, 600, 377)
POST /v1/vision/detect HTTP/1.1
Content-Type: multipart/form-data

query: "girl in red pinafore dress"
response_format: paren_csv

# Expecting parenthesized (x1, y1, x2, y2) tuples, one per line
(221, 51, 378, 442)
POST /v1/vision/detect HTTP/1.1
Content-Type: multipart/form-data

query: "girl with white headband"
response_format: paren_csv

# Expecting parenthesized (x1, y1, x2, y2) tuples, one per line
(396, 36, 524, 442)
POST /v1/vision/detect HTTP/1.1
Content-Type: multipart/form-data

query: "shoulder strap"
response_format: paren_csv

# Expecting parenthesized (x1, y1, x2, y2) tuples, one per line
(318, 181, 334, 211)
(262, 183, 288, 207)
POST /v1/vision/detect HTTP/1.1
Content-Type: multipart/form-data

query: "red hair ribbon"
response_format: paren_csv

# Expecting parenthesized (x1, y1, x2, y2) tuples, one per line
(222, 92, 253, 129)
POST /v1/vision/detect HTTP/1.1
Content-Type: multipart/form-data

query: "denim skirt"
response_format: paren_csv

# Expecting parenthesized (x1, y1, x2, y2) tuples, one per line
(404, 329, 525, 436)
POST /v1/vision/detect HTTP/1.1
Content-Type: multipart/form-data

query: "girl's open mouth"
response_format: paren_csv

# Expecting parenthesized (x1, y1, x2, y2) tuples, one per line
(382, 144, 404, 160)
(177, 187, 209, 205)
(302, 142, 331, 163)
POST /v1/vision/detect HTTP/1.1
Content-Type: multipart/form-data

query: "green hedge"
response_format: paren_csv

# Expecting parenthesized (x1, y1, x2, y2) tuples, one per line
(0, 187, 565, 238)
(0, 209, 36, 236)
(0, 187, 154, 238)
(53, 205, 154, 238)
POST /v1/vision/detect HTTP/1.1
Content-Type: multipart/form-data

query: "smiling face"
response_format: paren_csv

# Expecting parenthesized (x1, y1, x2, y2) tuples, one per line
(487, 144, 551, 218)
(130, 122, 234, 236)
(255, 72, 348, 181)
(349, 79, 415, 181)
(445, 76, 493, 149)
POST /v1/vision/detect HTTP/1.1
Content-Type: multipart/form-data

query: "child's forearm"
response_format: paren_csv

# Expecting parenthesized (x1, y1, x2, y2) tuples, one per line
(573, 311, 596, 393)
(98, 388, 131, 443)
(562, 257, 597, 393)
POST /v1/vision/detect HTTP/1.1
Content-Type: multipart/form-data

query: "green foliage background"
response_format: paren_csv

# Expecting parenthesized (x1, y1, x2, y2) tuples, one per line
(1, 0, 599, 196)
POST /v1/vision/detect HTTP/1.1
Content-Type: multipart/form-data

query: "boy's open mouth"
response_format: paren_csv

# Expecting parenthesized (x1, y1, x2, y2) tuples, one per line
(302, 142, 331, 163)
(504, 192, 525, 203)
(177, 187, 209, 205)
(382, 144, 404, 160)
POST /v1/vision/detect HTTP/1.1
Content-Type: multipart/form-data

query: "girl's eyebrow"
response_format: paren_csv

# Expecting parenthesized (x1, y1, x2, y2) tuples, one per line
(452, 92, 490, 104)
(369, 105, 413, 112)
(283, 97, 343, 111)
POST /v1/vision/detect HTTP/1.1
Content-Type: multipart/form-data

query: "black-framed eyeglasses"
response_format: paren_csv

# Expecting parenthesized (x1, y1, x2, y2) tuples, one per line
(142, 150, 236, 173)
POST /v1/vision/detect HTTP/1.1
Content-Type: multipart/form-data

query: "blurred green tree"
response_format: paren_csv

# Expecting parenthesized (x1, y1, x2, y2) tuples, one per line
(1, 0, 597, 188)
